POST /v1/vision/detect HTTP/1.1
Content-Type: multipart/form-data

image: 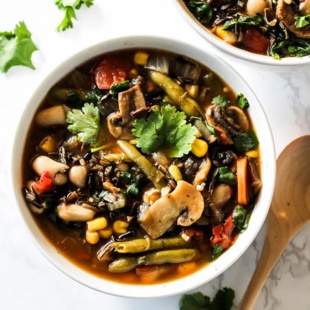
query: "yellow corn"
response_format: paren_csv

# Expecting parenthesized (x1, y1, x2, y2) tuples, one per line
(185, 84, 199, 99)
(129, 68, 138, 78)
(191, 139, 208, 157)
(214, 25, 237, 45)
(86, 230, 100, 244)
(134, 51, 149, 65)
(168, 165, 183, 181)
(113, 220, 129, 235)
(87, 217, 108, 232)
(39, 135, 56, 153)
(245, 149, 259, 158)
(98, 226, 113, 239)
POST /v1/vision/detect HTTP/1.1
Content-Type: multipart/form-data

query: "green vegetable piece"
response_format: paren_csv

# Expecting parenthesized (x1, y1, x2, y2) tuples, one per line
(233, 131, 259, 152)
(212, 244, 224, 260)
(148, 70, 205, 118)
(116, 140, 167, 190)
(211, 95, 228, 108)
(185, 1, 213, 24)
(110, 80, 130, 99)
(232, 205, 247, 231)
(218, 167, 236, 185)
(0, 21, 38, 73)
(55, 0, 94, 32)
(108, 248, 200, 273)
(113, 237, 189, 254)
(236, 93, 249, 109)
(66, 102, 100, 146)
(132, 105, 197, 158)
(222, 13, 264, 31)
(179, 287, 235, 310)
(120, 171, 140, 196)
(295, 14, 310, 29)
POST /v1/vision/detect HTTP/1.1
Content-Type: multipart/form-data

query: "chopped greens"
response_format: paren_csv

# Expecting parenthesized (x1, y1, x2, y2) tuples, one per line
(295, 14, 310, 29)
(212, 95, 228, 108)
(110, 80, 130, 99)
(185, 1, 213, 24)
(212, 244, 224, 260)
(232, 205, 247, 231)
(66, 102, 100, 146)
(120, 171, 141, 196)
(237, 94, 249, 110)
(222, 14, 264, 31)
(233, 131, 259, 152)
(218, 167, 236, 185)
(55, 0, 94, 32)
(0, 21, 38, 73)
(179, 288, 235, 310)
(132, 104, 197, 158)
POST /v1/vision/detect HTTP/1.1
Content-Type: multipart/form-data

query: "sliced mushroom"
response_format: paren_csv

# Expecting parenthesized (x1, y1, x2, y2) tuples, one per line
(139, 180, 204, 239)
(107, 85, 146, 139)
(32, 155, 69, 185)
(193, 156, 212, 189)
(206, 105, 249, 143)
(57, 203, 96, 222)
(210, 183, 233, 208)
(277, 0, 310, 38)
(300, 0, 310, 15)
(35, 105, 69, 127)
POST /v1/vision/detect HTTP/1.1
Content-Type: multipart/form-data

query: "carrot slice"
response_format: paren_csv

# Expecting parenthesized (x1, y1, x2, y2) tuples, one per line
(237, 157, 249, 205)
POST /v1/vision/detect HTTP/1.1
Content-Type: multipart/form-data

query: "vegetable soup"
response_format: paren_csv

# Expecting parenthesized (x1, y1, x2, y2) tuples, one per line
(22, 48, 261, 285)
(183, 0, 310, 59)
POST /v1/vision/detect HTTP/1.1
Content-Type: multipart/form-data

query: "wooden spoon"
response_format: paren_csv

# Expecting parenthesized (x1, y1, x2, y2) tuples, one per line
(239, 135, 310, 310)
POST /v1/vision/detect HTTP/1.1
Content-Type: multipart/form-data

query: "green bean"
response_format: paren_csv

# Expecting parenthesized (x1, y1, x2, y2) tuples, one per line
(117, 140, 167, 190)
(113, 237, 190, 254)
(108, 248, 200, 273)
(148, 70, 205, 118)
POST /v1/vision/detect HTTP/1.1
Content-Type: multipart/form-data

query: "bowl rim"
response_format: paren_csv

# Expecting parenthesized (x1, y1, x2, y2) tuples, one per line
(11, 35, 276, 298)
(176, 0, 310, 67)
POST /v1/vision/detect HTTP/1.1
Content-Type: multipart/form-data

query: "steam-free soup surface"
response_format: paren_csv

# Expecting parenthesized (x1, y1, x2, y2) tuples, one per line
(23, 48, 261, 284)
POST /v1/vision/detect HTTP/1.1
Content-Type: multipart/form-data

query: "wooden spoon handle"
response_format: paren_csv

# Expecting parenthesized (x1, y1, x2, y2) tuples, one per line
(239, 209, 299, 310)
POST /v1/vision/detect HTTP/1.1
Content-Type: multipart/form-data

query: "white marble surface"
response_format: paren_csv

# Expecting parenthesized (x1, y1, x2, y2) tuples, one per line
(1, 1, 310, 309)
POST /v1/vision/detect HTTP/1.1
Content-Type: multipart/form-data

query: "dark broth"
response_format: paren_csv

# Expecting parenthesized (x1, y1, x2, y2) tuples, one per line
(23, 48, 260, 285)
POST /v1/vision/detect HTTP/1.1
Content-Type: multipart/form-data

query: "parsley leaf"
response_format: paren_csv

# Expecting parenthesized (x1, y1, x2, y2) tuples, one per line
(132, 105, 197, 158)
(55, 0, 94, 31)
(66, 102, 100, 146)
(0, 21, 38, 73)
(179, 288, 235, 310)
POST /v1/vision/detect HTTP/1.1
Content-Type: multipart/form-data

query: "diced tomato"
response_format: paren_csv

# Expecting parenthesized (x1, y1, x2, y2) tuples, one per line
(242, 27, 270, 55)
(94, 55, 131, 90)
(32, 171, 55, 195)
(211, 215, 235, 250)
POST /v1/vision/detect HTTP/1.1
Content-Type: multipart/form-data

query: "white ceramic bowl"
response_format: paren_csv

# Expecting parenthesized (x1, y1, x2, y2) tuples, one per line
(11, 36, 276, 298)
(176, 0, 310, 68)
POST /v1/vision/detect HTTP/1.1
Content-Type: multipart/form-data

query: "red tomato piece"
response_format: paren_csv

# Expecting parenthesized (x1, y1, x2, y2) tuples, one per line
(94, 55, 131, 90)
(32, 171, 55, 195)
(242, 28, 270, 55)
(211, 215, 235, 250)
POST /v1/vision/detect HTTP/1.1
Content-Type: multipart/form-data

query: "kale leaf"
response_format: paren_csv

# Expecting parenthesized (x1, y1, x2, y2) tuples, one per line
(185, 1, 213, 25)
(0, 21, 38, 73)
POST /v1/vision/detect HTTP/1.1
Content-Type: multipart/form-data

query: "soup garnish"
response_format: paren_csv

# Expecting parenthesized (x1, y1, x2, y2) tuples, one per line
(183, 0, 310, 59)
(23, 48, 261, 284)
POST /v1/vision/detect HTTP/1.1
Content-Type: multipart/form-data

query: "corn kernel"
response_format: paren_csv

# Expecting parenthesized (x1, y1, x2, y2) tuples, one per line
(185, 84, 199, 99)
(86, 230, 99, 244)
(113, 220, 129, 235)
(134, 51, 149, 65)
(87, 217, 108, 232)
(215, 25, 237, 45)
(129, 68, 138, 78)
(39, 135, 56, 153)
(98, 226, 113, 239)
(168, 164, 183, 181)
(245, 149, 259, 158)
(191, 139, 208, 157)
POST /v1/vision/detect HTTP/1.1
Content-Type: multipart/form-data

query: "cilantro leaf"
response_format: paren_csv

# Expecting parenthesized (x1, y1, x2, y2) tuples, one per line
(212, 95, 228, 108)
(66, 102, 100, 146)
(55, 0, 94, 31)
(0, 21, 38, 73)
(179, 288, 235, 310)
(237, 93, 249, 109)
(132, 105, 197, 158)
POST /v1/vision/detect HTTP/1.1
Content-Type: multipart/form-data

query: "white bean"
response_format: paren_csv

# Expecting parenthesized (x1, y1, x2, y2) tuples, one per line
(246, 0, 267, 16)
(35, 105, 67, 127)
(57, 203, 96, 222)
(69, 165, 88, 188)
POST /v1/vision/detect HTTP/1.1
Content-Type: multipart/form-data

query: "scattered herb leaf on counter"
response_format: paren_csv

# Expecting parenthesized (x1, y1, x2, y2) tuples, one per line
(66, 102, 100, 146)
(0, 21, 38, 73)
(179, 288, 235, 310)
(132, 104, 197, 158)
(55, 0, 94, 32)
